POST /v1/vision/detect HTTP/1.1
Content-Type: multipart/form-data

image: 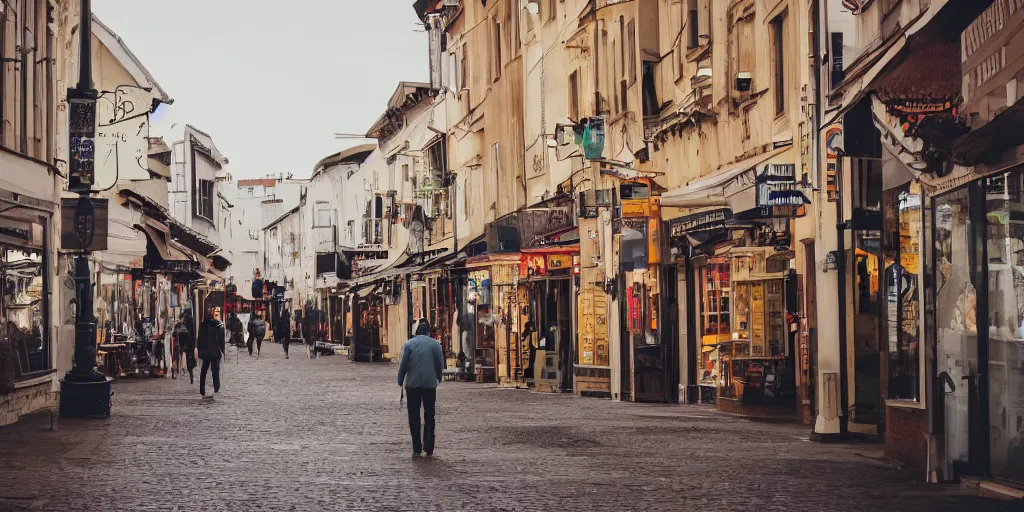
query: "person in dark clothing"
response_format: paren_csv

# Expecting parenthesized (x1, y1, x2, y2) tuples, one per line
(522, 321, 537, 384)
(397, 321, 444, 457)
(196, 308, 226, 398)
(227, 313, 244, 348)
(173, 312, 196, 383)
(274, 310, 291, 359)
(247, 314, 266, 357)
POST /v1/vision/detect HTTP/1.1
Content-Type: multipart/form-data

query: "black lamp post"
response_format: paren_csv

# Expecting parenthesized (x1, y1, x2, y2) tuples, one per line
(61, 0, 111, 418)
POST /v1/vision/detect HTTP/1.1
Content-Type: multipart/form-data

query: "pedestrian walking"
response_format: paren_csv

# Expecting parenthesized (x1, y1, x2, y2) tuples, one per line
(247, 313, 266, 357)
(196, 307, 226, 398)
(274, 309, 291, 359)
(397, 321, 444, 457)
(173, 311, 196, 383)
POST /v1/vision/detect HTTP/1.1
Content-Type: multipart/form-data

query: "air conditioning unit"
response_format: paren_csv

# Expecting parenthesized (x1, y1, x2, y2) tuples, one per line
(442, 0, 459, 7)
(735, 72, 752, 92)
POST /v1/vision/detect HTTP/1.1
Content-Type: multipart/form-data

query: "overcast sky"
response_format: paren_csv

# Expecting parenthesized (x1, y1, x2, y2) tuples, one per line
(92, 0, 428, 179)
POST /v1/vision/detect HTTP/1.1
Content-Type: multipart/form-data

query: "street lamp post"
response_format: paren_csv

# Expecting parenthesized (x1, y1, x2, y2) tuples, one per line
(60, 0, 112, 418)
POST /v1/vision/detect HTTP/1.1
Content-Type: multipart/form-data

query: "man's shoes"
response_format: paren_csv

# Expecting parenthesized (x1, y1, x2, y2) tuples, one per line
(412, 452, 423, 458)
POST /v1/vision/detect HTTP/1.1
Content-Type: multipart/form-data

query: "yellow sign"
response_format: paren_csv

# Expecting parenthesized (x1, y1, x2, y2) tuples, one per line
(547, 254, 572, 270)
(621, 199, 650, 217)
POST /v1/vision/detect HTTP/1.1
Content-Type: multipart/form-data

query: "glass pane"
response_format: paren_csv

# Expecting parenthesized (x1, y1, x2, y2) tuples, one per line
(888, 187, 921, 401)
(3, 248, 46, 375)
(985, 172, 1024, 480)
(935, 188, 977, 468)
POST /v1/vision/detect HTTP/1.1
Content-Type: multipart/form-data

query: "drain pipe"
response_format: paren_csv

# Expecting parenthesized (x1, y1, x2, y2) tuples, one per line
(835, 152, 850, 438)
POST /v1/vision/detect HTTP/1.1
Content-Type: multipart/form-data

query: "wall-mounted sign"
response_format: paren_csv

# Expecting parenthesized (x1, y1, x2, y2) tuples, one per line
(547, 253, 572, 271)
(667, 208, 733, 238)
(523, 254, 547, 276)
(620, 199, 650, 218)
(726, 162, 810, 218)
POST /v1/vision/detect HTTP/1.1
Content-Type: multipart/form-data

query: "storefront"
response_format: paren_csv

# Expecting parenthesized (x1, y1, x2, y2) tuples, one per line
(521, 248, 575, 392)
(0, 155, 59, 427)
(463, 255, 520, 383)
(615, 180, 674, 403)
(926, 171, 1024, 482)
(664, 148, 806, 416)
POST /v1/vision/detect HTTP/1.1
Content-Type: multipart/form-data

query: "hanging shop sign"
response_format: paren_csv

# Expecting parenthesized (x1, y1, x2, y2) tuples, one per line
(824, 123, 843, 202)
(59, 197, 109, 251)
(648, 197, 662, 265)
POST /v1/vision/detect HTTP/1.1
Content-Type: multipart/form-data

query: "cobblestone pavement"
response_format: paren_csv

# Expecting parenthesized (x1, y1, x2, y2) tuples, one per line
(0, 344, 1018, 512)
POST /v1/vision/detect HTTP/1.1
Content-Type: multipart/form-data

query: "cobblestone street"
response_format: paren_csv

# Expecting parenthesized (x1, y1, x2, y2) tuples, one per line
(0, 346, 1016, 512)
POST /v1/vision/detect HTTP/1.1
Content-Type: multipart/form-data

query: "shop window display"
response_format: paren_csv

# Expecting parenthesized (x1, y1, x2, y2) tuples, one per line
(2, 248, 47, 377)
(886, 185, 921, 401)
(983, 172, 1024, 480)
(697, 262, 730, 387)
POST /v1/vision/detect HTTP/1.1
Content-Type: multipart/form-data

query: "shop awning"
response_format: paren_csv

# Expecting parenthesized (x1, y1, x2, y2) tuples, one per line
(141, 225, 191, 262)
(661, 145, 792, 208)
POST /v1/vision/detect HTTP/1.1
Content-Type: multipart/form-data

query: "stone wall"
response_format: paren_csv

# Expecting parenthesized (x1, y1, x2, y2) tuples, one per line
(0, 377, 58, 427)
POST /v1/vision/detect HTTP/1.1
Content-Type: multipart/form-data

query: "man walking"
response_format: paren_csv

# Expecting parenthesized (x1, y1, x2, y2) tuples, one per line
(247, 313, 266, 357)
(196, 307, 226, 398)
(397, 321, 444, 457)
(274, 309, 291, 359)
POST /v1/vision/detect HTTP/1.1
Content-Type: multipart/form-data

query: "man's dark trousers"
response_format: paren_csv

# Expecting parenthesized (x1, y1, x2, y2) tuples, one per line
(406, 387, 436, 455)
(200, 358, 220, 396)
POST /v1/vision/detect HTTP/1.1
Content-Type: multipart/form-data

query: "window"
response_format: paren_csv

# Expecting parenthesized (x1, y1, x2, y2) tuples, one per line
(733, 15, 755, 92)
(620, 79, 628, 113)
(460, 45, 468, 90)
(612, 40, 620, 113)
(698, 262, 730, 386)
(1, 0, 51, 159)
(492, 17, 502, 82)
(246, 187, 254, 196)
(195, 178, 215, 221)
(626, 19, 636, 86)
(771, 13, 787, 115)
(547, 0, 556, 22)
(884, 184, 921, 402)
(641, 62, 658, 116)
(2, 246, 49, 378)
(403, 163, 410, 183)
(686, 0, 699, 48)
(248, 230, 260, 241)
(568, 70, 580, 121)
(314, 208, 331, 228)
(619, 16, 626, 83)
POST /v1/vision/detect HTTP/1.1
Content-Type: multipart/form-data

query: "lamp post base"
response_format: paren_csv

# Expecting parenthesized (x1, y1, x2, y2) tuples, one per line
(59, 377, 112, 418)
